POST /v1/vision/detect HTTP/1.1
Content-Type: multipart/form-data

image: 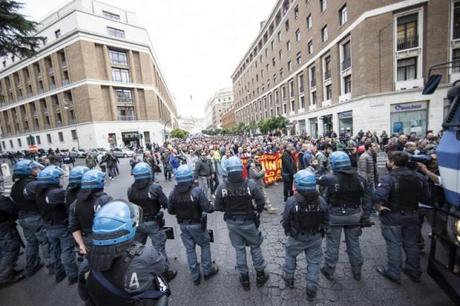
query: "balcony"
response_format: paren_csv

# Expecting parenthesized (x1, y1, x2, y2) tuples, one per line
(117, 115, 136, 121)
(397, 34, 418, 50)
(310, 79, 316, 87)
(324, 71, 331, 80)
(341, 58, 351, 71)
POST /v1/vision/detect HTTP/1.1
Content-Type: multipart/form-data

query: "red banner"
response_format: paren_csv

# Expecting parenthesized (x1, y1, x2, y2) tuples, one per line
(241, 152, 282, 185)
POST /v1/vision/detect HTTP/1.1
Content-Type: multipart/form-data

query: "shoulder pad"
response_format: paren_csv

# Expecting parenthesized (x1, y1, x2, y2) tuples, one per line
(46, 189, 66, 204)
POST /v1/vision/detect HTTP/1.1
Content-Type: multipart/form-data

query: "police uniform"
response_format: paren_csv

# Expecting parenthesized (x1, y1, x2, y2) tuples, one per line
(318, 153, 372, 281)
(36, 167, 78, 284)
(168, 174, 217, 284)
(281, 170, 328, 300)
(0, 195, 23, 286)
(68, 190, 112, 248)
(85, 200, 169, 306)
(214, 157, 268, 290)
(375, 166, 429, 283)
(127, 180, 168, 257)
(11, 177, 51, 275)
(282, 192, 328, 291)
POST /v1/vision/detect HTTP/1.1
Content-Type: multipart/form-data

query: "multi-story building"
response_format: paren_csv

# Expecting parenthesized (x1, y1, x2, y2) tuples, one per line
(232, 0, 456, 138)
(221, 107, 236, 129)
(178, 116, 204, 134)
(0, 0, 177, 151)
(204, 88, 234, 129)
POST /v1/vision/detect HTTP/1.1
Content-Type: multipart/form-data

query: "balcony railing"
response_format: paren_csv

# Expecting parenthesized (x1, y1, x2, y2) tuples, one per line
(117, 115, 136, 121)
(397, 34, 418, 50)
(324, 71, 331, 80)
(341, 58, 351, 71)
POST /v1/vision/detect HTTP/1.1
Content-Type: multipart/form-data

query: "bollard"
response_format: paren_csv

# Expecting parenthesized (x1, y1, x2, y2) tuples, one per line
(1, 163, 10, 177)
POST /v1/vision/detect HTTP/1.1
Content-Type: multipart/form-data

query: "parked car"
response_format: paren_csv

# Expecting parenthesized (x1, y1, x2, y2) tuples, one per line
(70, 149, 87, 158)
(111, 148, 135, 158)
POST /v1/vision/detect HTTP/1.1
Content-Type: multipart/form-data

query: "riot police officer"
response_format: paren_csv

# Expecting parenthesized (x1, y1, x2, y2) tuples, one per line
(281, 170, 328, 301)
(68, 169, 112, 304)
(127, 162, 177, 282)
(375, 151, 429, 284)
(36, 166, 78, 284)
(10, 159, 51, 276)
(0, 194, 24, 288)
(168, 165, 218, 285)
(85, 200, 170, 306)
(214, 156, 269, 291)
(318, 151, 372, 282)
(66, 166, 90, 210)
(69, 169, 112, 255)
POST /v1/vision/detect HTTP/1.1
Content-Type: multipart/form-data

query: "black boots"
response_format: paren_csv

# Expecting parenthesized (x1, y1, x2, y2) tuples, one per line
(239, 273, 250, 291)
(256, 270, 269, 288)
(306, 288, 317, 301)
(204, 263, 219, 280)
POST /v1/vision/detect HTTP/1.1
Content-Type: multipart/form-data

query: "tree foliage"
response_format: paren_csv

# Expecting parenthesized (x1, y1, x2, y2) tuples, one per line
(0, 1, 46, 57)
(170, 128, 189, 139)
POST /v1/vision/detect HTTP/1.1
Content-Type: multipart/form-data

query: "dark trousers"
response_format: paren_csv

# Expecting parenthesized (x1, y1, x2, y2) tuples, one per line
(283, 175, 293, 201)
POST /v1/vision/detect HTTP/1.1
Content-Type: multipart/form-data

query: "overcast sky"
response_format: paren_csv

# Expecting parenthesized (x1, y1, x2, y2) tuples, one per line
(21, 0, 275, 118)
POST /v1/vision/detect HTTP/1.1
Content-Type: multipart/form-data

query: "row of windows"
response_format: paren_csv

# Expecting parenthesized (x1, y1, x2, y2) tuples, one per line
(234, 0, 347, 83)
(1, 129, 78, 150)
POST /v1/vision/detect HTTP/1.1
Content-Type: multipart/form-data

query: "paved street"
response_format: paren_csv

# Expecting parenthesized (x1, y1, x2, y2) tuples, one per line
(0, 158, 454, 306)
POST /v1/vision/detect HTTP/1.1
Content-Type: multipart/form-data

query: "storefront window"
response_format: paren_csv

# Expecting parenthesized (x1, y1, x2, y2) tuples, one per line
(338, 110, 353, 135)
(322, 115, 333, 135)
(390, 101, 428, 137)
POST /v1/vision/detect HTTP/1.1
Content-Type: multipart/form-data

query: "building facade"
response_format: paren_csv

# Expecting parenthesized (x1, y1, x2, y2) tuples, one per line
(221, 107, 236, 129)
(0, 0, 177, 151)
(178, 116, 204, 134)
(232, 0, 456, 138)
(204, 88, 234, 129)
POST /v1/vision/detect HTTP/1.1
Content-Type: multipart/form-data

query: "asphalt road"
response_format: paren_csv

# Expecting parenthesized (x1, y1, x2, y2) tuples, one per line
(0, 157, 455, 306)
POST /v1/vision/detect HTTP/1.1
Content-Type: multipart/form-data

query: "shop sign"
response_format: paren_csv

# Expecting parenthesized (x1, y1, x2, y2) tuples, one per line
(391, 101, 427, 113)
(338, 111, 353, 119)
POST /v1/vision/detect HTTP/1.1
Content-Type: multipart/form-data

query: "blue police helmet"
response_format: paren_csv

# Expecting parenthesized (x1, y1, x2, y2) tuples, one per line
(175, 165, 193, 183)
(92, 200, 141, 246)
(81, 169, 105, 190)
(13, 160, 44, 179)
(132, 162, 152, 181)
(330, 151, 351, 173)
(294, 169, 317, 192)
(37, 165, 64, 185)
(69, 166, 90, 187)
(226, 156, 243, 173)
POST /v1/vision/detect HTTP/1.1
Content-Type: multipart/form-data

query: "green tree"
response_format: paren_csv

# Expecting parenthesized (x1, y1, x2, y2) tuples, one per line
(0, 1, 46, 57)
(170, 128, 189, 139)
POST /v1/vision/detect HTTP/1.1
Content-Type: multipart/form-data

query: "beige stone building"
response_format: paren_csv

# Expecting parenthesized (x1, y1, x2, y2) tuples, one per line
(204, 88, 234, 129)
(0, 0, 177, 151)
(232, 0, 457, 137)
